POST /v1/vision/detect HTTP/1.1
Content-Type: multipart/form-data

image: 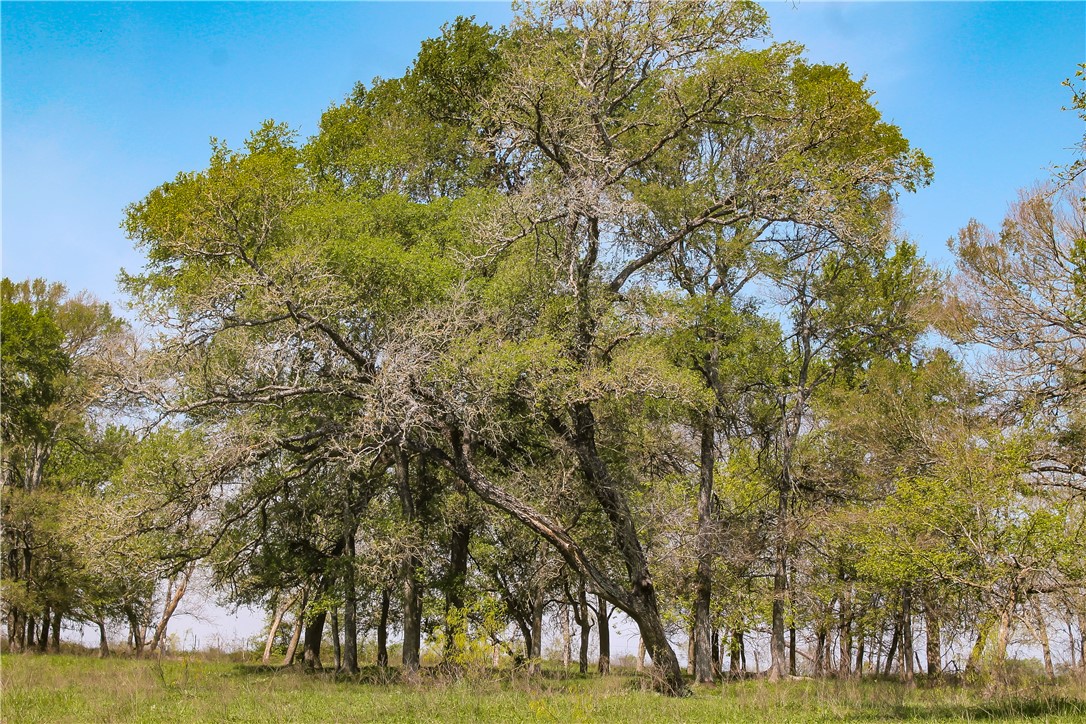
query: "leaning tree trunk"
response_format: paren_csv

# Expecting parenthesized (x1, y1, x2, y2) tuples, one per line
(443, 426, 686, 694)
(263, 592, 294, 665)
(283, 588, 308, 667)
(884, 618, 901, 676)
(149, 562, 196, 654)
(692, 416, 717, 683)
(567, 405, 677, 691)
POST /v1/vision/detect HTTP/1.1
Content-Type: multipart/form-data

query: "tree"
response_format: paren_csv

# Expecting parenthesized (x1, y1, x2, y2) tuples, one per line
(948, 182, 1085, 491)
(1, 279, 125, 652)
(119, 4, 929, 694)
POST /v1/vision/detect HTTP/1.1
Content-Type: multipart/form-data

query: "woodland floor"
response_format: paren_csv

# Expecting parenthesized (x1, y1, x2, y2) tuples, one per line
(3, 653, 1085, 723)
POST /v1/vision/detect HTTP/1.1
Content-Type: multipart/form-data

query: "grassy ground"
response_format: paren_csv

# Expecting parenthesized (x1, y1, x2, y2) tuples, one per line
(3, 654, 1085, 723)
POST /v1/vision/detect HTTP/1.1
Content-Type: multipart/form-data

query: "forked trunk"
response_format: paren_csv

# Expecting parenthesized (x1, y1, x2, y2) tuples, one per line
(149, 562, 196, 653)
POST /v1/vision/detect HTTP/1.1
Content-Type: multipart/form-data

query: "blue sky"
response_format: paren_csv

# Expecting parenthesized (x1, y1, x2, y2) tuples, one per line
(3, 1, 1084, 312)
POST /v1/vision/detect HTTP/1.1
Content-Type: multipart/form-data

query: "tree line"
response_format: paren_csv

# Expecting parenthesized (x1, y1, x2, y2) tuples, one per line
(3, 1, 1084, 696)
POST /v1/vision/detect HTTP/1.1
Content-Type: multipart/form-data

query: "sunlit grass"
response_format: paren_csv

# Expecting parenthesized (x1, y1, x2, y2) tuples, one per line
(3, 653, 1084, 722)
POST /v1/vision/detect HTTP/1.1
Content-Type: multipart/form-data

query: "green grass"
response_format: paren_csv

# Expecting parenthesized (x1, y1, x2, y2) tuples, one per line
(3, 654, 1085, 722)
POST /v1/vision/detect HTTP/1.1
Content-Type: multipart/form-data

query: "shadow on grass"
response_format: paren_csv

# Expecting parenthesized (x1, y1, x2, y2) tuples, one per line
(844, 696, 1086, 721)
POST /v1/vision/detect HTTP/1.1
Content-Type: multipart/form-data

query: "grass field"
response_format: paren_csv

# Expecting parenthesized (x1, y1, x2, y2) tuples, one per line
(3, 654, 1085, 723)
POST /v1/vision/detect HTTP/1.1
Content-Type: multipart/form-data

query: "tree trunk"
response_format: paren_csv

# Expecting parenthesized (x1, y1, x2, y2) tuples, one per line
(331, 609, 342, 671)
(283, 589, 307, 667)
(729, 630, 742, 676)
(445, 496, 470, 658)
(124, 605, 144, 657)
(377, 587, 390, 668)
(149, 562, 196, 653)
(815, 624, 827, 677)
(263, 593, 293, 665)
(789, 623, 797, 676)
(1078, 611, 1086, 671)
(566, 407, 677, 691)
(855, 629, 866, 677)
(396, 449, 421, 674)
(50, 610, 61, 653)
(884, 620, 900, 676)
(302, 608, 327, 671)
(597, 594, 610, 675)
(342, 502, 360, 674)
(637, 638, 646, 673)
(900, 588, 914, 681)
(444, 429, 685, 694)
(97, 619, 110, 658)
(839, 590, 853, 678)
(577, 580, 591, 674)
(965, 618, 989, 675)
(1065, 618, 1075, 669)
(1079, 611, 1086, 670)
(687, 626, 695, 676)
(924, 601, 940, 677)
(37, 608, 50, 653)
(693, 417, 716, 683)
(529, 595, 544, 676)
(995, 597, 1015, 667)
(1031, 597, 1054, 680)
(769, 510, 788, 681)
(712, 629, 721, 679)
(27, 615, 36, 648)
(562, 604, 571, 670)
